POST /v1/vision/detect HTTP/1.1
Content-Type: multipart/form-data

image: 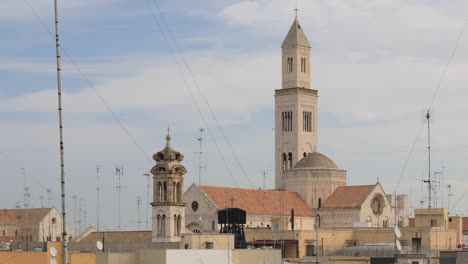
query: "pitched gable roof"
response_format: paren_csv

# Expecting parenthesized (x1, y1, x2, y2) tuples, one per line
(0, 208, 52, 226)
(282, 17, 311, 48)
(321, 185, 376, 209)
(197, 185, 315, 217)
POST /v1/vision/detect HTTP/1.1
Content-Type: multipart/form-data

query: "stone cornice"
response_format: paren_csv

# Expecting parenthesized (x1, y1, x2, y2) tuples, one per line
(275, 87, 318, 97)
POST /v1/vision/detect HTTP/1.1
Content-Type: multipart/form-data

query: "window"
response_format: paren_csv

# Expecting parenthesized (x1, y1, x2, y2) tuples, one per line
(176, 215, 181, 236)
(212, 221, 216, 231)
(158, 182, 163, 202)
(288, 153, 293, 169)
(287, 57, 293, 72)
(163, 182, 168, 201)
(192, 201, 199, 212)
(282, 153, 287, 172)
(431, 219, 437, 227)
(318, 198, 322, 209)
(303, 111, 312, 132)
(282, 111, 293, 132)
(383, 217, 389, 228)
(174, 215, 177, 236)
(449, 218, 453, 222)
(2, 230, 4, 237)
(301, 58, 307, 73)
(306, 245, 315, 256)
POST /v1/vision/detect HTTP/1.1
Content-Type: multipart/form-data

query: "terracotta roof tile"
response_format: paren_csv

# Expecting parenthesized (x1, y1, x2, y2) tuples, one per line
(0, 208, 51, 226)
(321, 185, 376, 208)
(81, 231, 152, 243)
(198, 185, 315, 217)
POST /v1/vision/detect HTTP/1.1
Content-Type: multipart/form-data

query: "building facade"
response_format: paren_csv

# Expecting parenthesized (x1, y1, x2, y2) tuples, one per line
(275, 17, 318, 190)
(151, 134, 186, 243)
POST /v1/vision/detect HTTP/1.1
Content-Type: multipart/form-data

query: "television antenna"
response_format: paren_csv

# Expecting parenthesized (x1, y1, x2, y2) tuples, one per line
(114, 165, 127, 230)
(447, 184, 454, 214)
(137, 196, 142, 231)
(96, 165, 102, 231)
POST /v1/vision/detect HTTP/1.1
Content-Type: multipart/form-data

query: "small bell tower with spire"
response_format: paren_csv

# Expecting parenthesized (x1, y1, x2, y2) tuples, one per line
(150, 133, 186, 242)
(275, 16, 318, 189)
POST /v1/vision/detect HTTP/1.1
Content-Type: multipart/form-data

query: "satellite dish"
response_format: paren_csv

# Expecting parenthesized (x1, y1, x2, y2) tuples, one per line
(97, 241, 103, 250)
(395, 227, 402, 239)
(396, 239, 402, 251)
(50, 247, 57, 257)
(50, 258, 57, 264)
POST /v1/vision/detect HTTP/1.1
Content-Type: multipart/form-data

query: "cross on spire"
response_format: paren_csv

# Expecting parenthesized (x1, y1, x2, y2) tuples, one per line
(229, 196, 236, 208)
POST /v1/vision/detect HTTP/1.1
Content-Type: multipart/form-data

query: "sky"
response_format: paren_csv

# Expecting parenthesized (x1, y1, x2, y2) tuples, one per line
(1, 0, 468, 232)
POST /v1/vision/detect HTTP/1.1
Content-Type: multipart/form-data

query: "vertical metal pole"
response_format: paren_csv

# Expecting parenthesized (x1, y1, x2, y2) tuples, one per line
(53, 0, 67, 262)
(96, 166, 100, 231)
(197, 128, 204, 185)
(144, 173, 150, 230)
(427, 110, 432, 264)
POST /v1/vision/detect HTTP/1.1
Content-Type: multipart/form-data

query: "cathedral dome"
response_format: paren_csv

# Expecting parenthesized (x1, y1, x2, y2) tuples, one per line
(294, 152, 338, 169)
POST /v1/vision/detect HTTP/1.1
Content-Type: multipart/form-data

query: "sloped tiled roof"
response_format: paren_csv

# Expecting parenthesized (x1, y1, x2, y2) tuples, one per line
(81, 231, 152, 243)
(0, 208, 52, 226)
(198, 185, 315, 217)
(321, 185, 376, 208)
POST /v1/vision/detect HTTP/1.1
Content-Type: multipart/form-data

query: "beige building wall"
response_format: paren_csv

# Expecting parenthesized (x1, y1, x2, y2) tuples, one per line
(415, 208, 448, 228)
(184, 184, 219, 233)
(358, 184, 395, 227)
(232, 249, 281, 264)
(180, 234, 235, 249)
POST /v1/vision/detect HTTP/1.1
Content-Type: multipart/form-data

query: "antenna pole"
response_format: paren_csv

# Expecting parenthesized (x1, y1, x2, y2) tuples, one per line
(143, 173, 151, 230)
(137, 196, 142, 231)
(52, 0, 68, 261)
(423, 110, 432, 264)
(96, 166, 100, 231)
(73, 195, 77, 237)
(115, 166, 125, 230)
(197, 128, 204, 185)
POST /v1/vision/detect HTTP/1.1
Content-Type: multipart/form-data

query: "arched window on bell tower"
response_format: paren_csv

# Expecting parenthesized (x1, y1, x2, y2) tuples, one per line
(287, 57, 294, 72)
(282, 153, 287, 171)
(288, 152, 293, 169)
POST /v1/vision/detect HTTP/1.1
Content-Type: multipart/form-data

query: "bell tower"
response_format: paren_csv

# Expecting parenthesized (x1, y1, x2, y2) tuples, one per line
(275, 17, 318, 189)
(151, 134, 186, 242)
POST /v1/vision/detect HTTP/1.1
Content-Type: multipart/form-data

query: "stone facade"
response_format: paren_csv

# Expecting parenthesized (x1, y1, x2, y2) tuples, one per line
(284, 153, 347, 209)
(150, 135, 186, 243)
(275, 19, 319, 189)
(0, 208, 74, 242)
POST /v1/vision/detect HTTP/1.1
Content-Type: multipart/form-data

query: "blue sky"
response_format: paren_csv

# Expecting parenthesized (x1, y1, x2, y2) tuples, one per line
(1, 0, 468, 232)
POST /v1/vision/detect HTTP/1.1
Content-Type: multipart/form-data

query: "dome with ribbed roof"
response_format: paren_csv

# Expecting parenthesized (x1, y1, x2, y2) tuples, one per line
(294, 152, 338, 169)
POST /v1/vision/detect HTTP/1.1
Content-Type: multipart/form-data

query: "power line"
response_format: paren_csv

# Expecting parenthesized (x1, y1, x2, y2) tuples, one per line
(394, 17, 468, 193)
(21, 0, 152, 163)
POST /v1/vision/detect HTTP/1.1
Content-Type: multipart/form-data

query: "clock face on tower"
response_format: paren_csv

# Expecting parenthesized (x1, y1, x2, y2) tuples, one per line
(371, 194, 384, 215)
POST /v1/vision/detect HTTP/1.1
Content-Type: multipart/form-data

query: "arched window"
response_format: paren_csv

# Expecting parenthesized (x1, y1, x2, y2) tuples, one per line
(174, 215, 177, 236)
(288, 152, 293, 169)
(157, 215, 162, 236)
(158, 182, 163, 202)
(163, 182, 168, 201)
(383, 217, 389, 228)
(300, 57, 307, 73)
(162, 215, 166, 236)
(303, 152, 307, 157)
(287, 58, 293, 72)
(177, 215, 181, 236)
(173, 183, 177, 202)
(282, 153, 287, 171)
(318, 198, 322, 209)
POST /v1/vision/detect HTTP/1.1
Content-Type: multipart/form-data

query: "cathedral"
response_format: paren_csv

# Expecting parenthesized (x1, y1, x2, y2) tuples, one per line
(149, 16, 409, 239)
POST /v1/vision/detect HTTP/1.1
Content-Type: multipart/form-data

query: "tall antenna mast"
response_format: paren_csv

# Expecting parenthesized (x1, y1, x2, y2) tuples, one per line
(197, 128, 204, 185)
(96, 166, 101, 231)
(52, 0, 68, 261)
(143, 173, 151, 230)
(137, 196, 142, 231)
(423, 110, 432, 264)
(114, 165, 126, 230)
(73, 195, 77, 237)
(447, 185, 453, 214)
(21, 168, 31, 208)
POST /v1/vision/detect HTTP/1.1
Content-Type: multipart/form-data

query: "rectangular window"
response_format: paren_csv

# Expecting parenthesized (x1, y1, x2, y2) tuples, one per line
(431, 219, 437, 227)
(303, 111, 312, 132)
(282, 111, 293, 132)
(306, 245, 315, 256)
